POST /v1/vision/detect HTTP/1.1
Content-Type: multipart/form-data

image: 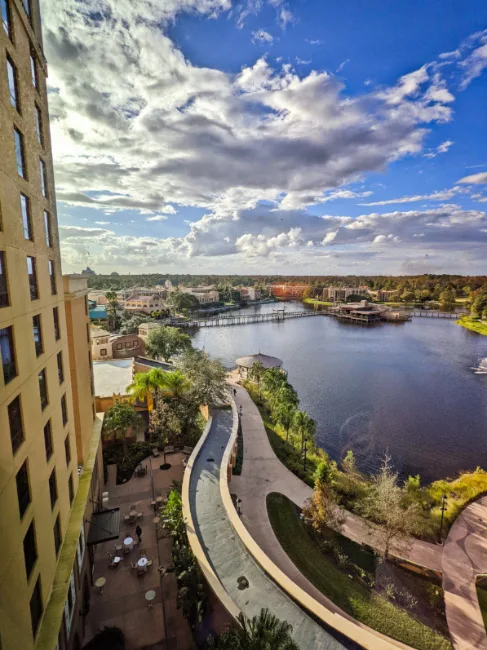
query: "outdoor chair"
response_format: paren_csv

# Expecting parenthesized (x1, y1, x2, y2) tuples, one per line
(114, 543, 123, 553)
(183, 446, 193, 455)
(140, 549, 147, 558)
(130, 561, 137, 570)
(137, 566, 146, 576)
(146, 560, 153, 568)
(123, 514, 130, 523)
(123, 545, 131, 554)
(164, 445, 175, 455)
(152, 448, 159, 457)
(136, 512, 143, 520)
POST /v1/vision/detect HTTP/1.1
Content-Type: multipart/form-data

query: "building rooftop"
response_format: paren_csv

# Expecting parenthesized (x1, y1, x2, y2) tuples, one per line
(89, 305, 107, 319)
(93, 359, 133, 397)
(90, 328, 110, 339)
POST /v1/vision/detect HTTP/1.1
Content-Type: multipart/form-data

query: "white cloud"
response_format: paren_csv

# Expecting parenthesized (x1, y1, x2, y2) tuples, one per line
(424, 139, 454, 159)
(279, 7, 294, 28)
(95, 221, 110, 225)
(458, 171, 487, 184)
(360, 187, 463, 206)
(459, 33, 487, 89)
(146, 215, 169, 222)
(296, 57, 311, 65)
(252, 29, 274, 44)
(336, 58, 350, 73)
(306, 39, 322, 46)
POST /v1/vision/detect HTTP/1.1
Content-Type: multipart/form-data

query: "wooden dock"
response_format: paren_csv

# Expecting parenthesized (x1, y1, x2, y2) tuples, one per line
(179, 310, 321, 328)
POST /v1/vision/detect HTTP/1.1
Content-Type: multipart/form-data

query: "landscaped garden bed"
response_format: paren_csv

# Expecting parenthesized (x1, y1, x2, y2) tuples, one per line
(267, 493, 451, 650)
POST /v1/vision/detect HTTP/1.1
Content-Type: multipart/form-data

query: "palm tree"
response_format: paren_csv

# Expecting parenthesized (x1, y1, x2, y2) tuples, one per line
(126, 368, 167, 410)
(261, 367, 286, 395)
(102, 402, 141, 459)
(249, 361, 266, 400)
(293, 410, 315, 452)
(160, 369, 192, 401)
(273, 403, 296, 442)
(216, 609, 298, 649)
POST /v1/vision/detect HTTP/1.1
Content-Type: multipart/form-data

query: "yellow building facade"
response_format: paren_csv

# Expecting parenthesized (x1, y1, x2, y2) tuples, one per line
(0, 3, 105, 649)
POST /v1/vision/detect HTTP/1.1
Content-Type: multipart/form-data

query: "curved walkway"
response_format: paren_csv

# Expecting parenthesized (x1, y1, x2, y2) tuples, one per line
(231, 384, 442, 574)
(442, 496, 487, 649)
(188, 408, 353, 650)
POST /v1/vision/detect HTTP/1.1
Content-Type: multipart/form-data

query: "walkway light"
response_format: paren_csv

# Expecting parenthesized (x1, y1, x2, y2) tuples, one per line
(438, 494, 447, 543)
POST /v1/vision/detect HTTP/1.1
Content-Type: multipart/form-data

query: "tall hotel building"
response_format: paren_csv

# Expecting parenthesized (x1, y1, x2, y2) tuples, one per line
(0, 1, 109, 649)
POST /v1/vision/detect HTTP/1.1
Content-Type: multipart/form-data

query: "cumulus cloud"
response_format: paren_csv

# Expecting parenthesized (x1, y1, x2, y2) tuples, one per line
(42, 0, 461, 227)
(146, 215, 169, 222)
(458, 171, 487, 184)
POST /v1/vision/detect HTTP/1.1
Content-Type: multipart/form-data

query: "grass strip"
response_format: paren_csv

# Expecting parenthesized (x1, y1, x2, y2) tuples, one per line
(267, 493, 451, 650)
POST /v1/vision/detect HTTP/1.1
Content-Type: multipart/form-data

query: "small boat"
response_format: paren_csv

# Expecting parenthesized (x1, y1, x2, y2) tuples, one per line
(472, 357, 487, 374)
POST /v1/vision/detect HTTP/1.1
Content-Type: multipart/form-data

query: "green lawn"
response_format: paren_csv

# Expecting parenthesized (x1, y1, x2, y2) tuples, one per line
(303, 298, 333, 306)
(267, 493, 451, 650)
(456, 316, 487, 336)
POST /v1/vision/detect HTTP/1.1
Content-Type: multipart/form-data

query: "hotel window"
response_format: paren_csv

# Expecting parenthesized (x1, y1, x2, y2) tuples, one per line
(8, 395, 24, 454)
(0, 251, 9, 307)
(44, 211, 52, 247)
(30, 578, 43, 637)
(6, 55, 20, 112)
(68, 473, 74, 505)
(14, 127, 27, 178)
(86, 323, 90, 343)
(57, 351, 64, 383)
(30, 51, 38, 89)
(53, 306, 60, 340)
(100, 349, 107, 357)
(35, 105, 43, 146)
(20, 194, 33, 240)
(64, 435, 71, 466)
(1, 325, 17, 384)
(44, 420, 53, 461)
(27, 256, 39, 300)
(49, 260, 56, 295)
(16, 460, 31, 518)
(33, 314, 43, 356)
(49, 468, 58, 509)
(53, 515, 62, 556)
(61, 393, 68, 425)
(1, 0, 12, 40)
(40, 159, 48, 198)
(23, 521, 37, 580)
(38, 368, 48, 410)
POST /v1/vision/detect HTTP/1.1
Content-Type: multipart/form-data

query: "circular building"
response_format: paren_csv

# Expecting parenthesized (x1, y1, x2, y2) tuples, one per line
(235, 353, 283, 379)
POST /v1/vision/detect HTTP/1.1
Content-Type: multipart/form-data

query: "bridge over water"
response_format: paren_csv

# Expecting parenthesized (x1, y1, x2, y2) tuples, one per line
(179, 309, 321, 328)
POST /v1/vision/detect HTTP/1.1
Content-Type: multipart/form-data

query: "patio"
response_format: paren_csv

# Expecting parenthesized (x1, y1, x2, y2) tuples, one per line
(84, 451, 195, 650)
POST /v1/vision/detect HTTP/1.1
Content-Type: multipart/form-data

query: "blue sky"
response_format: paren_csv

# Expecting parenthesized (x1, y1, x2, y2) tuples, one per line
(41, 0, 487, 274)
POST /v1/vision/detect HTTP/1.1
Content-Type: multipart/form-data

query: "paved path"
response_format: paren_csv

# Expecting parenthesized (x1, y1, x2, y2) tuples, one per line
(231, 384, 442, 574)
(188, 409, 355, 650)
(442, 496, 487, 649)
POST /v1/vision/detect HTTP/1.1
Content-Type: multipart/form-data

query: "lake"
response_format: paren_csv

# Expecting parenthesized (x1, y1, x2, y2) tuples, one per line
(191, 303, 487, 483)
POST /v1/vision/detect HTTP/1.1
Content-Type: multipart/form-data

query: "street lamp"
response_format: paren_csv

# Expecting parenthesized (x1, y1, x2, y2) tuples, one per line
(239, 405, 243, 418)
(438, 494, 447, 543)
(302, 439, 308, 473)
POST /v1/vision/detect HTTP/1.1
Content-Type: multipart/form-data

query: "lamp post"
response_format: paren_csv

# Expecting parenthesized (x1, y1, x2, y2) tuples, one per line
(438, 494, 447, 543)
(302, 439, 308, 474)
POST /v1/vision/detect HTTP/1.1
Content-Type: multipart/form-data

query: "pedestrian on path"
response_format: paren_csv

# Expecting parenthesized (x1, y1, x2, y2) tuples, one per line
(135, 524, 142, 543)
(233, 388, 237, 397)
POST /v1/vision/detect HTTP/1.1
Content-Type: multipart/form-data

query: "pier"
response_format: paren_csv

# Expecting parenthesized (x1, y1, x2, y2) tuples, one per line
(410, 310, 465, 319)
(179, 310, 320, 328)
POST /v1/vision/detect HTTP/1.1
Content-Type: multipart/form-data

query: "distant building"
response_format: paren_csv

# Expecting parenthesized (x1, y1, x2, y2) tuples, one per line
(373, 290, 397, 302)
(89, 304, 108, 321)
(322, 287, 329, 300)
(165, 280, 174, 291)
(181, 287, 220, 304)
(81, 266, 96, 276)
(328, 287, 363, 302)
(138, 322, 161, 339)
(271, 284, 311, 299)
(91, 330, 144, 360)
(124, 294, 166, 314)
(240, 287, 261, 301)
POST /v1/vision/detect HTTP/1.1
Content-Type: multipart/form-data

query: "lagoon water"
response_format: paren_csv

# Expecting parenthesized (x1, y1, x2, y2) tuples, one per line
(192, 303, 487, 483)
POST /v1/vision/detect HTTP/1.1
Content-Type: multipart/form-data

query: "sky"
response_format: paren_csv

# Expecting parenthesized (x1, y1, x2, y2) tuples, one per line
(40, 0, 487, 276)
